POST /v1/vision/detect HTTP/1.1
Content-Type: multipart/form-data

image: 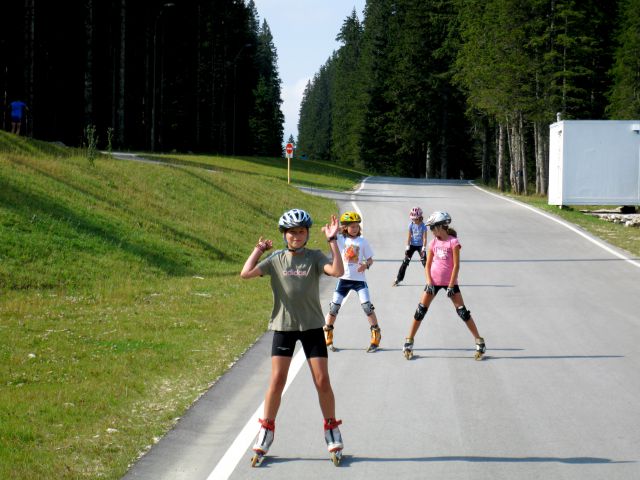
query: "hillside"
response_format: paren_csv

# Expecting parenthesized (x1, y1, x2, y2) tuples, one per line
(0, 131, 365, 479)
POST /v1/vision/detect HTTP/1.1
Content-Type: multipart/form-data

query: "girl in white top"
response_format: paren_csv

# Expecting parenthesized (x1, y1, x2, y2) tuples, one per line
(323, 211, 381, 352)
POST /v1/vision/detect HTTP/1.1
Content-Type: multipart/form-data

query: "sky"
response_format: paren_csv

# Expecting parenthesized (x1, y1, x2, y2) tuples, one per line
(252, 0, 367, 143)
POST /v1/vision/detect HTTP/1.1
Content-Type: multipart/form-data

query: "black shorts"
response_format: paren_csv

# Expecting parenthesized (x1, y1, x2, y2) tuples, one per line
(271, 328, 328, 358)
(424, 285, 460, 295)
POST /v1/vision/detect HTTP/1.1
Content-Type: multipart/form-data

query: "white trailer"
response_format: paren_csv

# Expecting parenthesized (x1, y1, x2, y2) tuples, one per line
(548, 120, 640, 206)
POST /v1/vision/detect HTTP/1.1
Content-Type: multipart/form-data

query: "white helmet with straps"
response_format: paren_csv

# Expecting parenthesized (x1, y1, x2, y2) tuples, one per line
(426, 211, 451, 227)
(278, 209, 313, 232)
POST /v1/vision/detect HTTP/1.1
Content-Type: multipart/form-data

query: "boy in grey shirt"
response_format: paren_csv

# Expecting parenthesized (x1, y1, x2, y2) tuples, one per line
(241, 209, 345, 466)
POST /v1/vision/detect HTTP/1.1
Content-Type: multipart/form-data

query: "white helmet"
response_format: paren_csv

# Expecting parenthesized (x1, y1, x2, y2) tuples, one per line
(278, 209, 313, 232)
(409, 207, 423, 220)
(426, 211, 451, 227)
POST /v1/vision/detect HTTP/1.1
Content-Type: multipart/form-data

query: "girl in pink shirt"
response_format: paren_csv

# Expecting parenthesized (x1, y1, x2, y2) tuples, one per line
(402, 211, 486, 360)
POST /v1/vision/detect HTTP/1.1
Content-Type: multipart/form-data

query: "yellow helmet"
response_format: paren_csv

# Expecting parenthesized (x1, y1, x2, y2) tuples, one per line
(340, 211, 361, 224)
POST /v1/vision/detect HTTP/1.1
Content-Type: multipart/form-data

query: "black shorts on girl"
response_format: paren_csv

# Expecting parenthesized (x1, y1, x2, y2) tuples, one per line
(271, 328, 328, 358)
(424, 285, 461, 294)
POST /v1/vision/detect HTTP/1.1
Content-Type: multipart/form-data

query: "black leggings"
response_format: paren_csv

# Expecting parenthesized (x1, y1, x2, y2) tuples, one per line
(396, 245, 426, 282)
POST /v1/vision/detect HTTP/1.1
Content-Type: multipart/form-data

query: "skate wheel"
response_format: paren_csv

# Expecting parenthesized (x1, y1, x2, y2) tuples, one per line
(403, 350, 413, 360)
(474, 352, 484, 361)
(331, 451, 342, 466)
(251, 453, 262, 467)
(366, 345, 377, 353)
(328, 344, 337, 352)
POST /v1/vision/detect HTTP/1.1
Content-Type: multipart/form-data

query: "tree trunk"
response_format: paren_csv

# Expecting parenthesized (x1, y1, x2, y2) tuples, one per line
(195, 1, 202, 148)
(439, 91, 448, 179)
(144, 21, 150, 149)
(117, 0, 126, 146)
(507, 119, 518, 193)
(534, 122, 541, 194)
(497, 122, 505, 191)
(24, 0, 35, 134)
(536, 121, 549, 195)
(83, 0, 93, 127)
(519, 112, 527, 195)
(425, 142, 432, 179)
(481, 116, 489, 184)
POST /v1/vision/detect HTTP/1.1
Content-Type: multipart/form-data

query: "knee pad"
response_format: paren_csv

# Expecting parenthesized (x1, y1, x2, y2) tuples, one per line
(414, 303, 427, 321)
(456, 305, 471, 322)
(329, 302, 341, 316)
(361, 301, 375, 316)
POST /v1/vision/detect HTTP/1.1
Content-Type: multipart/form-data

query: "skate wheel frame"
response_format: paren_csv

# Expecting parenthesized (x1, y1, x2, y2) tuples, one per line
(251, 453, 263, 467)
(403, 350, 413, 360)
(474, 351, 484, 361)
(328, 344, 337, 352)
(331, 450, 342, 466)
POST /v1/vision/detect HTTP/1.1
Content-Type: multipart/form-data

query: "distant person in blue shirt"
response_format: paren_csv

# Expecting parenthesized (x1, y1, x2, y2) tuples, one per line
(10, 100, 28, 135)
(392, 206, 428, 286)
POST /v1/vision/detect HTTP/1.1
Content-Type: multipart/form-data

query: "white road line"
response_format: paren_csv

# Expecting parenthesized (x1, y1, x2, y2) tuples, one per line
(206, 350, 306, 480)
(472, 184, 640, 269)
(350, 177, 368, 225)
(206, 179, 368, 479)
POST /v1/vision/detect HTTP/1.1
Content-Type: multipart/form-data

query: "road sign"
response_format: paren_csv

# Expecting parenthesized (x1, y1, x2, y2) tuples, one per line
(285, 143, 294, 184)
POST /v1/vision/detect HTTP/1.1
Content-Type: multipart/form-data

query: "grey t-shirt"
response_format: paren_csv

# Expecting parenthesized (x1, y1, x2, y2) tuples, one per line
(258, 248, 330, 331)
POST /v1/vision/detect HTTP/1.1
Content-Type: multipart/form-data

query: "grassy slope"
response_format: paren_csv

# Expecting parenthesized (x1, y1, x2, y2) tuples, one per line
(0, 131, 366, 479)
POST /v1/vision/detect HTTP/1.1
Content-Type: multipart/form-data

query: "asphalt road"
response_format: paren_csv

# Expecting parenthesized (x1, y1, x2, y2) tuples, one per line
(123, 178, 640, 480)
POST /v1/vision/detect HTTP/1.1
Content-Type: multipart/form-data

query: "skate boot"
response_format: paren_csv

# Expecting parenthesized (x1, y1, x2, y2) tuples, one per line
(392, 279, 399, 287)
(324, 418, 344, 466)
(251, 418, 275, 467)
(474, 337, 486, 360)
(366, 325, 381, 352)
(403, 337, 414, 360)
(324, 324, 336, 352)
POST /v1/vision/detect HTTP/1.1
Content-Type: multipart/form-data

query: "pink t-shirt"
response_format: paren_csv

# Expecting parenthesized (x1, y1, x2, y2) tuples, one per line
(429, 236, 461, 286)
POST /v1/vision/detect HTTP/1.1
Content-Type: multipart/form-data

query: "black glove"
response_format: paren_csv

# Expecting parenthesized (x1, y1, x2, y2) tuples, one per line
(446, 287, 455, 298)
(425, 284, 435, 295)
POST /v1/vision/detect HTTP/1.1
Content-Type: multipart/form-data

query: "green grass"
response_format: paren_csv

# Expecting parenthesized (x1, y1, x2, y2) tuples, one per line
(0, 131, 368, 479)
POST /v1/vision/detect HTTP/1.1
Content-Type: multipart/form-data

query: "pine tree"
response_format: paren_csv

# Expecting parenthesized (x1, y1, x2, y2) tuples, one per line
(331, 9, 365, 167)
(249, 20, 284, 156)
(298, 60, 335, 161)
(607, 0, 640, 118)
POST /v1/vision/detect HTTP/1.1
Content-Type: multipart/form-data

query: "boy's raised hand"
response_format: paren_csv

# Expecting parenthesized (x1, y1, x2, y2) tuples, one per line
(322, 215, 339, 239)
(256, 237, 273, 252)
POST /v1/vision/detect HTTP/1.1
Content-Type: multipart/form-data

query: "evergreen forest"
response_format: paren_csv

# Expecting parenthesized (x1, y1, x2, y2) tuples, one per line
(297, 0, 640, 192)
(3, 1, 640, 191)
(1, 0, 284, 156)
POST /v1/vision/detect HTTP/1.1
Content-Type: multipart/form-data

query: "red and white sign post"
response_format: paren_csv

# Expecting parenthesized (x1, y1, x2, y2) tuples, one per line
(285, 143, 294, 184)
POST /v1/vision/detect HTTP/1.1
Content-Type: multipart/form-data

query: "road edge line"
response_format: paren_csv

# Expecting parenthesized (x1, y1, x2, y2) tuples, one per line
(472, 184, 640, 270)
